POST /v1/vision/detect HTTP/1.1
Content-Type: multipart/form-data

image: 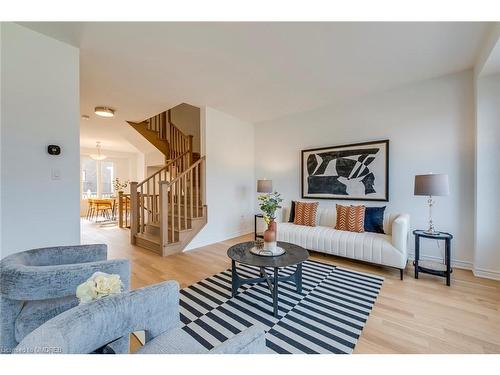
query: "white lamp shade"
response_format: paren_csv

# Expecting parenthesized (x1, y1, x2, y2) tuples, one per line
(414, 174, 449, 196)
(257, 179, 273, 193)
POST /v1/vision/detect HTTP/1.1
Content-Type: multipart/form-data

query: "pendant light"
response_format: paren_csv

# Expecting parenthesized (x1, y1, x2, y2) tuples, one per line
(90, 141, 107, 161)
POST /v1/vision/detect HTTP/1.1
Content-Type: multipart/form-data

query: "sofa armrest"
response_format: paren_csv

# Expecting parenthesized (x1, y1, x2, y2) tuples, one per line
(1, 259, 130, 301)
(209, 326, 266, 354)
(391, 214, 410, 255)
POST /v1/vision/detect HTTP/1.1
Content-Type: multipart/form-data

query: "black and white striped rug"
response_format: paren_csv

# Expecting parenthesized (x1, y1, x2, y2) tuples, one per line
(179, 259, 383, 354)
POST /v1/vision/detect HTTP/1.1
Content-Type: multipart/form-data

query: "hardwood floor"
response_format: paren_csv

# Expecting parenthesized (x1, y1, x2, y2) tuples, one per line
(81, 219, 500, 354)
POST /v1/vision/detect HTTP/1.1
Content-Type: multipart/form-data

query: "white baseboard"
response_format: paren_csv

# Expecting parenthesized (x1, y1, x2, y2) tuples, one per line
(407, 252, 473, 270)
(473, 267, 500, 280)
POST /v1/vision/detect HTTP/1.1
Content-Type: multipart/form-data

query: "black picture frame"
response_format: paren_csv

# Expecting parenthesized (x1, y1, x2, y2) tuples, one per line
(301, 140, 389, 201)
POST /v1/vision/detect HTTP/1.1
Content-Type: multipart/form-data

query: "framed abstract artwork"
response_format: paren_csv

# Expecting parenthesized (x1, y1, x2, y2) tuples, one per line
(301, 140, 389, 201)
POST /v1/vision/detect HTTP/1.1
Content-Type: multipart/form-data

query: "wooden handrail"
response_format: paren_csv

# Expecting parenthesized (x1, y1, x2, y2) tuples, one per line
(165, 156, 205, 188)
(137, 150, 190, 188)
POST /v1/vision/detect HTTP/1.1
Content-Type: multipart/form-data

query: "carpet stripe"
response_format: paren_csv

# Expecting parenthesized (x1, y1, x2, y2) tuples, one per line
(327, 276, 382, 294)
(334, 268, 384, 284)
(288, 307, 360, 339)
(205, 311, 242, 335)
(304, 295, 368, 322)
(216, 306, 253, 328)
(276, 319, 350, 354)
(295, 300, 364, 331)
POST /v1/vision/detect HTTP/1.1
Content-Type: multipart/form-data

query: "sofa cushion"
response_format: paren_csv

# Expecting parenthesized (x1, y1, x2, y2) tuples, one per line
(294, 201, 319, 226)
(136, 328, 208, 354)
(364, 206, 386, 234)
(281, 205, 400, 235)
(336, 205, 366, 233)
(15, 295, 78, 343)
(288, 201, 296, 222)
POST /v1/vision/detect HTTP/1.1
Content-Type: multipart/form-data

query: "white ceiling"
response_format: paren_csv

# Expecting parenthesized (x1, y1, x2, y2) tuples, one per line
(21, 22, 489, 152)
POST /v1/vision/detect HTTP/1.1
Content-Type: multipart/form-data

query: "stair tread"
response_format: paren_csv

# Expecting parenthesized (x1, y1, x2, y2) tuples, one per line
(146, 223, 193, 233)
(135, 232, 160, 244)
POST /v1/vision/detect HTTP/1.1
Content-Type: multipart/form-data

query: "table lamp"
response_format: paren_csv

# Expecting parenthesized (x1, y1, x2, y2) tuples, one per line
(414, 173, 449, 235)
(257, 179, 273, 193)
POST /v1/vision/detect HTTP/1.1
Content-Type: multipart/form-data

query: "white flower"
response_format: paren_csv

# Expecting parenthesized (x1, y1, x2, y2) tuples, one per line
(76, 280, 98, 304)
(76, 272, 123, 304)
(94, 274, 122, 296)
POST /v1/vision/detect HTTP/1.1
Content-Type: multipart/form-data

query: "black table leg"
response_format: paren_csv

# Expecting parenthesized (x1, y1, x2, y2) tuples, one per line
(446, 238, 451, 286)
(414, 235, 420, 279)
(254, 215, 257, 240)
(231, 260, 238, 297)
(295, 263, 303, 293)
(273, 267, 279, 318)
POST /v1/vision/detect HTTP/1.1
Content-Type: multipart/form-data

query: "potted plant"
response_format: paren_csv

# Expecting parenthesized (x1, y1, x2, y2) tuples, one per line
(258, 191, 283, 253)
(113, 178, 129, 195)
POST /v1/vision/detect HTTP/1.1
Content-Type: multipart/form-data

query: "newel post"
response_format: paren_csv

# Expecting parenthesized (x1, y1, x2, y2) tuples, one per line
(130, 182, 138, 244)
(159, 181, 170, 255)
(118, 191, 124, 228)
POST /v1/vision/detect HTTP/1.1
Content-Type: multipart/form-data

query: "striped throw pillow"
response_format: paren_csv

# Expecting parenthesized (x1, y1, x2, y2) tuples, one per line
(293, 201, 319, 226)
(335, 205, 366, 233)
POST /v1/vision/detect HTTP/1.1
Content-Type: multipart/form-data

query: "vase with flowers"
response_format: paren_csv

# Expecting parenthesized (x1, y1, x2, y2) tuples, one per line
(258, 191, 283, 254)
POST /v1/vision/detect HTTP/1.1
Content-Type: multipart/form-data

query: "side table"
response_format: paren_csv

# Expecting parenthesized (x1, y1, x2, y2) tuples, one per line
(413, 230, 453, 286)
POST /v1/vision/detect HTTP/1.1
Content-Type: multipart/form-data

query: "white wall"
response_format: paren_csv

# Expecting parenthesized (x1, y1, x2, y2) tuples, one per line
(0, 23, 80, 258)
(170, 103, 201, 153)
(475, 73, 500, 279)
(255, 71, 476, 268)
(187, 106, 255, 250)
(144, 150, 164, 169)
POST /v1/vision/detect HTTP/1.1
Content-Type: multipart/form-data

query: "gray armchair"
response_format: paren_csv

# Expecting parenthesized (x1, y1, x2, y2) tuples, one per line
(0, 244, 130, 354)
(14, 281, 266, 354)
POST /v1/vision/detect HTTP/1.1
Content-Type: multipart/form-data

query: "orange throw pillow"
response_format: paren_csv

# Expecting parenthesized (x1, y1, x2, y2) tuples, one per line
(336, 205, 366, 233)
(294, 201, 319, 226)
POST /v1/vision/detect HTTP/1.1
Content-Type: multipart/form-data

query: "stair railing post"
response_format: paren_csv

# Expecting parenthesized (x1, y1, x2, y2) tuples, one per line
(130, 182, 139, 244)
(118, 191, 124, 228)
(188, 135, 193, 165)
(200, 157, 206, 206)
(159, 181, 169, 255)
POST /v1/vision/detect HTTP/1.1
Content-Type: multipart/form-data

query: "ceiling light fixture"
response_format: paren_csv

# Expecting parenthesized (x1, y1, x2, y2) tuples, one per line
(94, 106, 115, 118)
(81, 115, 90, 120)
(90, 141, 107, 161)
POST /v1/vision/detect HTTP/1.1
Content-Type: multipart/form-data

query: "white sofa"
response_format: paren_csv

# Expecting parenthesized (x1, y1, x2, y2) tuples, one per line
(277, 206, 410, 279)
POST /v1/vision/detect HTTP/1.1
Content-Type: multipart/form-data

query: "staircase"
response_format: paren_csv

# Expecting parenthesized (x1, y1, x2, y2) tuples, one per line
(128, 109, 207, 256)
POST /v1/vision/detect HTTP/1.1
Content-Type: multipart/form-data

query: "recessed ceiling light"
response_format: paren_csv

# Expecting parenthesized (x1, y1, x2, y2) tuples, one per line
(81, 115, 90, 120)
(95, 106, 115, 118)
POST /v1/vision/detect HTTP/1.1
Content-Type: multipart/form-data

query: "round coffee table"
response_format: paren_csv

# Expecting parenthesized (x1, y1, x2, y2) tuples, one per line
(227, 241, 309, 318)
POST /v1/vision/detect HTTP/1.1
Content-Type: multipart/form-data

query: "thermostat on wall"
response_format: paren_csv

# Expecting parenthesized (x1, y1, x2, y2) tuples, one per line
(47, 145, 61, 155)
